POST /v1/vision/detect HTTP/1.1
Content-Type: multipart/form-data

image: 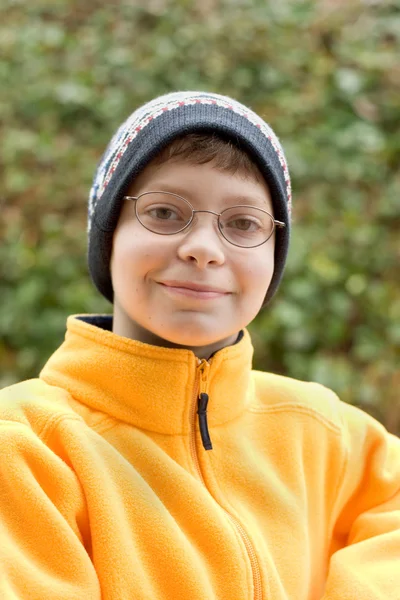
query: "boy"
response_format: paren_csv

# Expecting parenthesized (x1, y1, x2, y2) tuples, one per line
(1, 91, 399, 600)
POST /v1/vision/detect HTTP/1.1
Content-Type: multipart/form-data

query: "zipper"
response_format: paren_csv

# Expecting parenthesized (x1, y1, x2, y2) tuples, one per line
(189, 359, 263, 600)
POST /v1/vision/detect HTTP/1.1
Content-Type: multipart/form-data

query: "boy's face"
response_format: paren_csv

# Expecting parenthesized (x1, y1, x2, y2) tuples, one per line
(110, 158, 275, 357)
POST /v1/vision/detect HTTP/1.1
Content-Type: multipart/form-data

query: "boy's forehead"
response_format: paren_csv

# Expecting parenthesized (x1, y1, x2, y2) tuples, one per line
(126, 157, 273, 210)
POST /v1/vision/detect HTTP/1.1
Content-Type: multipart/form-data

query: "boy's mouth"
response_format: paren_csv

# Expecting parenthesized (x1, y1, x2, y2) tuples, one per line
(158, 281, 230, 299)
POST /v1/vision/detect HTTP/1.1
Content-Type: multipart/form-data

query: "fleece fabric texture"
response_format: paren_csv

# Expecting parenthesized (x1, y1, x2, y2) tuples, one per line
(1, 314, 400, 600)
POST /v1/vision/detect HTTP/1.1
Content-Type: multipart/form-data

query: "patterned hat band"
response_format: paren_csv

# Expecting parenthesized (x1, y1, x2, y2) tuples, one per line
(88, 91, 292, 306)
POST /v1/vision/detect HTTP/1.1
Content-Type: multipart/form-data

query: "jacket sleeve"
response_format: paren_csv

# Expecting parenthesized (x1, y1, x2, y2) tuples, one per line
(322, 399, 400, 600)
(0, 418, 101, 600)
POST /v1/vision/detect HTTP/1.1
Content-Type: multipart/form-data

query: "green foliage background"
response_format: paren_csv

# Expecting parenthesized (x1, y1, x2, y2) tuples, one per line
(1, 0, 399, 432)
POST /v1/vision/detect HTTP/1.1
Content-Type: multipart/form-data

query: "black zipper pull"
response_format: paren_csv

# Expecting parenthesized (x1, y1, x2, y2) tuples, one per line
(197, 393, 213, 450)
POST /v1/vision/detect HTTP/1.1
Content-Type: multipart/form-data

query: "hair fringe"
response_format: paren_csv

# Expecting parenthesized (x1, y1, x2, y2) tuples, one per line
(152, 132, 262, 181)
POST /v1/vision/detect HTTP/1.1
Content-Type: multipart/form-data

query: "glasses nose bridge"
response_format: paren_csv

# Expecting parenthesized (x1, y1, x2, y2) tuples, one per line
(191, 208, 220, 219)
(187, 208, 222, 236)
(189, 207, 221, 228)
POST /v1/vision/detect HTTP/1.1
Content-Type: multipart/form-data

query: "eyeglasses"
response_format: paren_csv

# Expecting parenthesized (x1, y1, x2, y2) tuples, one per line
(123, 191, 286, 248)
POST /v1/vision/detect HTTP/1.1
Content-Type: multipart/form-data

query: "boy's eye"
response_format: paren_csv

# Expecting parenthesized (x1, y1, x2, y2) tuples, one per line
(138, 199, 190, 233)
(224, 217, 262, 232)
(145, 205, 183, 221)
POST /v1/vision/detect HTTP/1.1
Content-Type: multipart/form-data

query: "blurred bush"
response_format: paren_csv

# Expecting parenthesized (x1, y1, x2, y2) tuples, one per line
(1, 0, 399, 432)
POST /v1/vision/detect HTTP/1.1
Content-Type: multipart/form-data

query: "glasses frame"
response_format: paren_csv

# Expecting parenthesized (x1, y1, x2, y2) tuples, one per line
(123, 191, 286, 248)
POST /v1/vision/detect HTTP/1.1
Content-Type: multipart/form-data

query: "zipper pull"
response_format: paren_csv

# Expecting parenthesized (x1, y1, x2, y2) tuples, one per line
(197, 359, 213, 451)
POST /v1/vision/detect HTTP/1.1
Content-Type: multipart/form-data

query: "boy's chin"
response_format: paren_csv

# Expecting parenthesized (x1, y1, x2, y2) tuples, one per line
(112, 307, 239, 351)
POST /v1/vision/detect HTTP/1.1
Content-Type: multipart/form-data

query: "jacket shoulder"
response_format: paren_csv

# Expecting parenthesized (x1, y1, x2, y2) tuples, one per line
(250, 370, 344, 430)
(0, 378, 79, 435)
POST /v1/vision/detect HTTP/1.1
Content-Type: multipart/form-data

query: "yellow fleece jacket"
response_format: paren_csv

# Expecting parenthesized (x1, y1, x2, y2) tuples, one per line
(1, 315, 400, 600)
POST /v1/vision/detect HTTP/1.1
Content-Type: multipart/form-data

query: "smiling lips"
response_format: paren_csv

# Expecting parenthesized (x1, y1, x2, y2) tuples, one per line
(158, 280, 230, 299)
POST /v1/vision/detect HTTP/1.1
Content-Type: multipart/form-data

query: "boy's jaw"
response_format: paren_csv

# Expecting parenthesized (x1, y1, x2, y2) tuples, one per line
(112, 296, 240, 359)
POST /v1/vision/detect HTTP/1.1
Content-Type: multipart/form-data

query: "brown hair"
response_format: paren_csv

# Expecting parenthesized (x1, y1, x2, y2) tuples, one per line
(151, 132, 262, 182)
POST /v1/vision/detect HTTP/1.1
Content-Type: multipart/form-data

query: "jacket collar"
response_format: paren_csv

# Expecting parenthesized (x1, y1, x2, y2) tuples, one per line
(40, 315, 254, 436)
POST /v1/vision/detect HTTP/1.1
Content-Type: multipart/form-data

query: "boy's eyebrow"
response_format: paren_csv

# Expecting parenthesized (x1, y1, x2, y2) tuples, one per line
(143, 182, 272, 208)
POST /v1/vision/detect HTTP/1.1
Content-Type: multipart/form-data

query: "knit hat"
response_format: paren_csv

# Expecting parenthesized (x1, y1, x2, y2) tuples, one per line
(88, 91, 292, 306)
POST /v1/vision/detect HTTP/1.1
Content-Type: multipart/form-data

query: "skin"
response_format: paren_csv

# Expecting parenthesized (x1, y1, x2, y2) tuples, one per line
(110, 158, 275, 359)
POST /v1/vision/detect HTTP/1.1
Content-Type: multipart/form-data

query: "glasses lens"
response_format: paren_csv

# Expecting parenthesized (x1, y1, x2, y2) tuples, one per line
(136, 192, 192, 234)
(220, 206, 274, 247)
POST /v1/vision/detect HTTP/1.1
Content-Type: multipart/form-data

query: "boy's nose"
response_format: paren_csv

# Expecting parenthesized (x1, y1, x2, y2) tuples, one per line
(176, 216, 226, 268)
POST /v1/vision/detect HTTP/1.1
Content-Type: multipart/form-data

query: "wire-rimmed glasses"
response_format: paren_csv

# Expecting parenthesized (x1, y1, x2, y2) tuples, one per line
(123, 191, 286, 248)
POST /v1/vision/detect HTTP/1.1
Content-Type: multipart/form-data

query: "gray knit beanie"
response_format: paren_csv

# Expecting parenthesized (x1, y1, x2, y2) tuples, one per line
(88, 91, 292, 306)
